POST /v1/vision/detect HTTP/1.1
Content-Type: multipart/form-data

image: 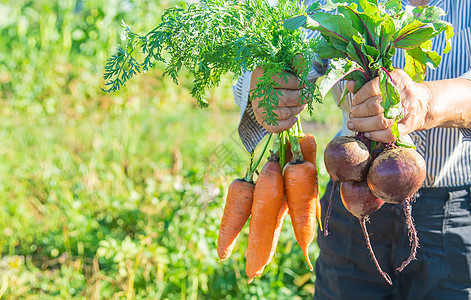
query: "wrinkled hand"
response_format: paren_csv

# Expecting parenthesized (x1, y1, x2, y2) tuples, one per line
(347, 69, 433, 143)
(251, 66, 306, 133)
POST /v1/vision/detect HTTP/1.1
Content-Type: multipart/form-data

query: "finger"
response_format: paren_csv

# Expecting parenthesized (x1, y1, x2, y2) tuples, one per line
(291, 104, 306, 117)
(352, 77, 381, 106)
(276, 89, 302, 107)
(271, 72, 301, 90)
(263, 117, 298, 133)
(273, 105, 306, 120)
(273, 107, 294, 120)
(253, 105, 298, 134)
(364, 130, 397, 144)
(347, 115, 395, 133)
(349, 96, 384, 118)
(346, 80, 355, 94)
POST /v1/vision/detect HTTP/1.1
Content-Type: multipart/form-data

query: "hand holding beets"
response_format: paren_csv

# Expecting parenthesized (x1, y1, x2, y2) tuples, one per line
(346, 69, 433, 143)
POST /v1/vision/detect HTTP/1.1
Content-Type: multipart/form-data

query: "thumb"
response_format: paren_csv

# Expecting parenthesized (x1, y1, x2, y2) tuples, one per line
(346, 80, 356, 94)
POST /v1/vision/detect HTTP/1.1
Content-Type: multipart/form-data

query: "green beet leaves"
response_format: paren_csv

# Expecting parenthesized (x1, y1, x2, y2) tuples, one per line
(283, 0, 453, 139)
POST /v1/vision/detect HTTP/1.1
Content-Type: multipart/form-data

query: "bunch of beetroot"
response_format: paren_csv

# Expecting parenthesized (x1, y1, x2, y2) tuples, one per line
(324, 136, 426, 284)
(283, 0, 452, 285)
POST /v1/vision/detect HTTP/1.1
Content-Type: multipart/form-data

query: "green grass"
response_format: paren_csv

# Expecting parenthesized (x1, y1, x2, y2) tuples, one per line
(0, 0, 342, 298)
(0, 79, 341, 299)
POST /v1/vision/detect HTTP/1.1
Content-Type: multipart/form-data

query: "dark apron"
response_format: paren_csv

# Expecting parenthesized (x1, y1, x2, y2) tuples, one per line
(314, 180, 471, 300)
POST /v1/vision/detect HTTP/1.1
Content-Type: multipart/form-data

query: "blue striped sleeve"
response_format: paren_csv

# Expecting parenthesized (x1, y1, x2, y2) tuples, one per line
(233, 71, 252, 117)
(233, 71, 268, 152)
(459, 68, 471, 140)
(460, 69, 471, 81)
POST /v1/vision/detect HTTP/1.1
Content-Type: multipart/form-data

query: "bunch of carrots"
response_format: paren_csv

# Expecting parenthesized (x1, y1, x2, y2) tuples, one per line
(217, 120, 322, 283)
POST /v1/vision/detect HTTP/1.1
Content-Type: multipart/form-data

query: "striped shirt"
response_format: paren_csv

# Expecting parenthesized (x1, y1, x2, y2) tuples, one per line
(233, 0, 471, 188)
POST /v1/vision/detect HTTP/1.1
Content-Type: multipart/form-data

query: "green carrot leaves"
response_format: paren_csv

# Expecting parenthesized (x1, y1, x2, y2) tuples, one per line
(103, 0, 322, 125)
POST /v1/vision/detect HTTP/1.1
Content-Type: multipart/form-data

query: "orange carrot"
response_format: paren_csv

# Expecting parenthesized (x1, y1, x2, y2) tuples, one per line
(217, 179, 255, 260)
(299, 133, 317, 165)
(267, 197, 289, 263)
(316, 194, 323, 231)
(298, 134, 321, 230)
(285, 133, 317, 165)
(246, 152, 284, 282)
(284, 157, 318, 271)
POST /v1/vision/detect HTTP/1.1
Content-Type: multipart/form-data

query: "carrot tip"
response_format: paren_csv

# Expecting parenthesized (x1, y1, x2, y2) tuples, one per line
(248, 278, 254, 284)
(303, 250, 313, 271)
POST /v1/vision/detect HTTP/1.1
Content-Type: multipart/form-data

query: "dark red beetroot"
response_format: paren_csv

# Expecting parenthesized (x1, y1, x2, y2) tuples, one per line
(323, 136, 373, 235)
(367, 147, 426, 204)
(367, 147, 425, 273)
(340, 181, 385, 219)
(340, 181, 391, 285)
(324, 136, 372, 182)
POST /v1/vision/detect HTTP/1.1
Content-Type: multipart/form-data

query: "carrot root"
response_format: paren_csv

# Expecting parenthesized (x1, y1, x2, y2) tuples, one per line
(284, 160, 318, 271)
(302, 247, 314, 271)
(246, 153, 284, 280)
(217, 179, 254, 260)
(316, 195, 323, 232)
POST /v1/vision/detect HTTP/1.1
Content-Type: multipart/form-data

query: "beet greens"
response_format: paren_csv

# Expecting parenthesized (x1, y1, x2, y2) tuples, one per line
(283, 0, 453, 138)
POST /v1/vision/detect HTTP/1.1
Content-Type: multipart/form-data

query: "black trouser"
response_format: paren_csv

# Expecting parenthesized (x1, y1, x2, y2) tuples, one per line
(314, 181, 471, 300)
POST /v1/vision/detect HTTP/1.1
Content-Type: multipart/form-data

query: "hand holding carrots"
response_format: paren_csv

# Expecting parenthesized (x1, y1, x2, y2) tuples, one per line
(250, 67, 307, 133)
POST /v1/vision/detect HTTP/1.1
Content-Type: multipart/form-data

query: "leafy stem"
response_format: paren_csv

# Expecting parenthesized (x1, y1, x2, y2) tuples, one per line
(245, 133, 273, 181)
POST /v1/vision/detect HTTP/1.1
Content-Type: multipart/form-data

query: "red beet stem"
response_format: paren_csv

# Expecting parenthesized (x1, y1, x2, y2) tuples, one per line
(323, 180, 339, 236)
(396, 198, 419, 272)
(360, 217, 392, 285)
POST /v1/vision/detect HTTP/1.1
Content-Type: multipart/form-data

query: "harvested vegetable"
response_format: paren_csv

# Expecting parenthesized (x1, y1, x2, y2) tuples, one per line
(284, 136, 318, 271)
(367, 146, 425, 271)
(299, 133, 318, 165)
(340, 181, 390, 284)
(284, 132, 322, 230)
(299, 134, 322, 231)
(217, 179, 255, 260)
(324, 136, 372, 182)
(323, 136, 372, 234)
(246, 151, 284, 282)
(367, 147, 426, 204)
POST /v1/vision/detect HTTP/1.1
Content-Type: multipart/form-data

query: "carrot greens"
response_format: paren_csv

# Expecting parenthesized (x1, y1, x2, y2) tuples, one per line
(103, 0, 322, 126)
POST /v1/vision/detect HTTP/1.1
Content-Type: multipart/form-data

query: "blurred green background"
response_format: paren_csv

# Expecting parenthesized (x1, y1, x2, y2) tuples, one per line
(0, 0, 342, 298)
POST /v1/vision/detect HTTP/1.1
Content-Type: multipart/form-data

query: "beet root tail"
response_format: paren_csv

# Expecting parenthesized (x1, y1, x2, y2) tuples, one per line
(323, 180, 339, 236)
(396, 198, 419, 272)
(360, 217, 392, 285)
